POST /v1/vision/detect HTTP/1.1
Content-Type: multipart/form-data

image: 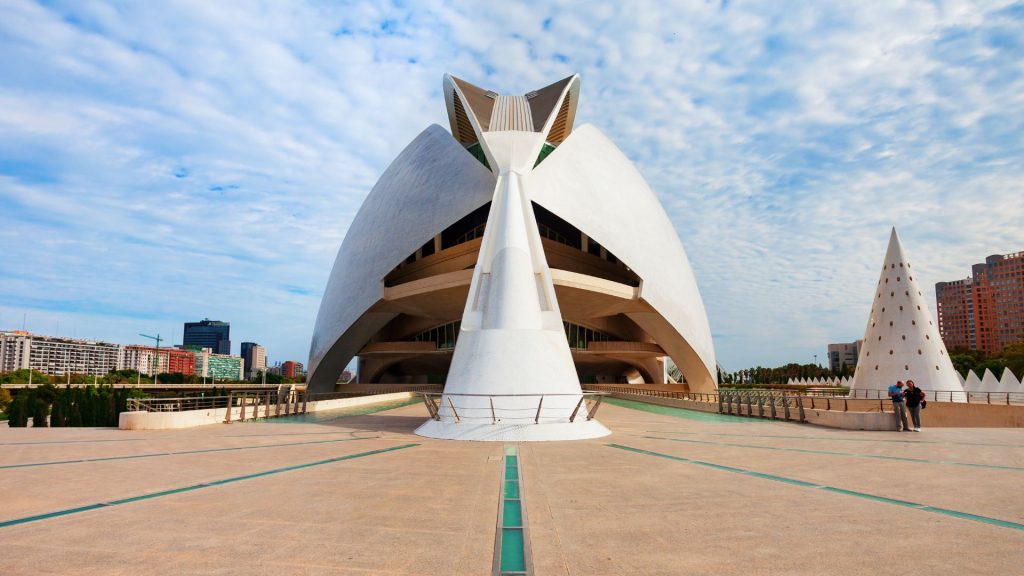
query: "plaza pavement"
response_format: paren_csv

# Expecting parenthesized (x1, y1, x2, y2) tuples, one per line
(1, 398, 1023, 575)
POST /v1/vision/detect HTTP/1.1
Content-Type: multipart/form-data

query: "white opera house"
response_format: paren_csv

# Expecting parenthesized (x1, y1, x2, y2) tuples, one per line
(308, 74, 717, 440)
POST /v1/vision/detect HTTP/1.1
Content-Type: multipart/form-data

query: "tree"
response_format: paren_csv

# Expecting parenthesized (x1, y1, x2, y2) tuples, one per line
(998, 341, 1024, 377)
(31, 395, 49, 427)
(974, 358, 1008, 378)
(949, 353, 978, 378)
(7, 391, 30, 427)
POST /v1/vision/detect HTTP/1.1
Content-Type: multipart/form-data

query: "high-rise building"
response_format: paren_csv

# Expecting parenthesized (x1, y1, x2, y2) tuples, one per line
(122, 345, 196, 376)
(0, 330, 31, 372)
(240, 342, 266, 379)
(281, 360, 302, 379)
(935, 278, 975, 351)
(937, 251, 1024, 355)
(827, 340, 862, 374)
(189, 347, 244, 380)
(0, 331, 122, 376)
(183, 319, 230, 355)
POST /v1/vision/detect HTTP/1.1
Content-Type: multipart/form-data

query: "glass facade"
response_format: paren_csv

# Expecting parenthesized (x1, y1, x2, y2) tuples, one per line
(414, 321, 461, 350)
(562, 321, 612, 350)
(183, 319, 231, 355)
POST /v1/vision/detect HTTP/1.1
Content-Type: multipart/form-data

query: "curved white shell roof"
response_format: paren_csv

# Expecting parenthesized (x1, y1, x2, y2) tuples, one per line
(307, 125, 496, 390)
(528, 124, 717, 390)
(308, 77, 718, 396)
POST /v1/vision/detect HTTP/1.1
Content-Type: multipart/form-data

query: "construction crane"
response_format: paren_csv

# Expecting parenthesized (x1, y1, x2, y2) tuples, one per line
(139, 333, 163, 386)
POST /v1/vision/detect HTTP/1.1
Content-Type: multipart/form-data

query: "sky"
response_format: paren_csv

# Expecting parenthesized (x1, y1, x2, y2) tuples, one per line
(0, 0, 1022, 372)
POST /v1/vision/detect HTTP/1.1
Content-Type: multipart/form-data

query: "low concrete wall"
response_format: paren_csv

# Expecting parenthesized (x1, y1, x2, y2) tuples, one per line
(614, 392, 1024, 429)
(306, 392, 416, 413)
(802, 409, 893, 430)
(119, 407, 239, 430)
(119, 392, 417, 430)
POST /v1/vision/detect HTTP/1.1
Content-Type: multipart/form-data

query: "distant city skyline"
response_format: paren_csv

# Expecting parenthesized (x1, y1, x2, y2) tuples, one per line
(1, 1, 1022, 371)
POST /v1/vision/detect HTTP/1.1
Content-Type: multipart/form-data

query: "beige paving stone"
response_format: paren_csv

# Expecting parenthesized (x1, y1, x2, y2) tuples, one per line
(2, 401, 1023, 575)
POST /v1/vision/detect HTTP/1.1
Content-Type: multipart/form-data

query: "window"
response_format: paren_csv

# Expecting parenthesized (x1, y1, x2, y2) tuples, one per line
(413, 321, 462, 350)
(454, 223, 486, 245)
(562, 321, 613, 350)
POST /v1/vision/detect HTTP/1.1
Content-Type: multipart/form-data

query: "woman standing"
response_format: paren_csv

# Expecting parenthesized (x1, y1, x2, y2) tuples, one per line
(904, 380, 926, 432)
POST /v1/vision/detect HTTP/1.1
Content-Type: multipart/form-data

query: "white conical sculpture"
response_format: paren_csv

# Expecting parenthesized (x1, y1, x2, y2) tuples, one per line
(850, 228, 965, 401)
(980, 368, 1000, 391)
(415, 79, 612, 441)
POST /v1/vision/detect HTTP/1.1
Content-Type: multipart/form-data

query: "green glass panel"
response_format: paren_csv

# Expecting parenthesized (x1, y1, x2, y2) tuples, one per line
(504, 457, 518, 480)
(503, 499, 522, 527)
(500, 528, 526, 572)
(467, 143, 491, 170)
(504, 480, 519, 499)
(534, 142, 556, 167)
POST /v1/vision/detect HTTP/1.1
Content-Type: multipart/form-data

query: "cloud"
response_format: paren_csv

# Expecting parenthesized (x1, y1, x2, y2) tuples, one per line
(0, 0, 1021, 370)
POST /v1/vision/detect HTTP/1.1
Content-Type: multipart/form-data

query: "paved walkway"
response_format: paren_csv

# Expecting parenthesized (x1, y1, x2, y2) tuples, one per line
(2, 399, 1023, 575)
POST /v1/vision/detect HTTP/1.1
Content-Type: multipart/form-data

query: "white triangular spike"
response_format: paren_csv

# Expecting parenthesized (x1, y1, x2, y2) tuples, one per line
(1007, 369, 1022, 391)
(964, 370, 981, 392)
(997, 368, 1019, 393)
(849, 228, 964, 397)
(980, 368, 1000, 391)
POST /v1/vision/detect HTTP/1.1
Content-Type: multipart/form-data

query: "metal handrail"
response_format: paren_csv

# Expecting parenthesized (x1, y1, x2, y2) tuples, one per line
(584, 384, 1024, 407)
(417, 392, 609, 424)
(841, 388, 1024, 405)
(127, 396, 232, 412)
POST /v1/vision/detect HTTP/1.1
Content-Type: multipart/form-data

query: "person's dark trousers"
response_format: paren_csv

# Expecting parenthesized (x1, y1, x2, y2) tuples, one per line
(908, 404, 921, 429)
(893, 401, 908, 431)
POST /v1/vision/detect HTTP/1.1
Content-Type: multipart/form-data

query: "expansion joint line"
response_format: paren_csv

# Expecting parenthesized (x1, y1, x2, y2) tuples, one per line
(493, 445, 533, 575)
(0, 444, 419, 529)
(607, 443, 1024, 532)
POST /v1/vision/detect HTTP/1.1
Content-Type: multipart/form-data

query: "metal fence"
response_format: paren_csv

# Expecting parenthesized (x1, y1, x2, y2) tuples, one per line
(126, 388, 309, 422)
(583, 386, 720, 403)
(417, 392, 608, 425)
(127, 396, 231, 412)
(717, 389, 807, 422)
(583, 384, 1024, 408)
(845, 388, 1024, 405)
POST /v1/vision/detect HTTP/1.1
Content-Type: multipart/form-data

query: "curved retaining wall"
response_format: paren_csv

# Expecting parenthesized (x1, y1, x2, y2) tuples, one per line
(118, 392, 416, 430)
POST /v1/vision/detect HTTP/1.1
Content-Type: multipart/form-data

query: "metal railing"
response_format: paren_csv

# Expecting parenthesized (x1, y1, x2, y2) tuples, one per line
(127, 396, 231, 412)
(717, 390, 807, 422)
(584, 384, 1024, 408)
(126, 388, 310, 423)
(583, 386, 720, 403)
(417, 392, 608, 424)
(845, 389, 1024, 405)
(223, 389, 308, 422)
(7, 382, 287, 390)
